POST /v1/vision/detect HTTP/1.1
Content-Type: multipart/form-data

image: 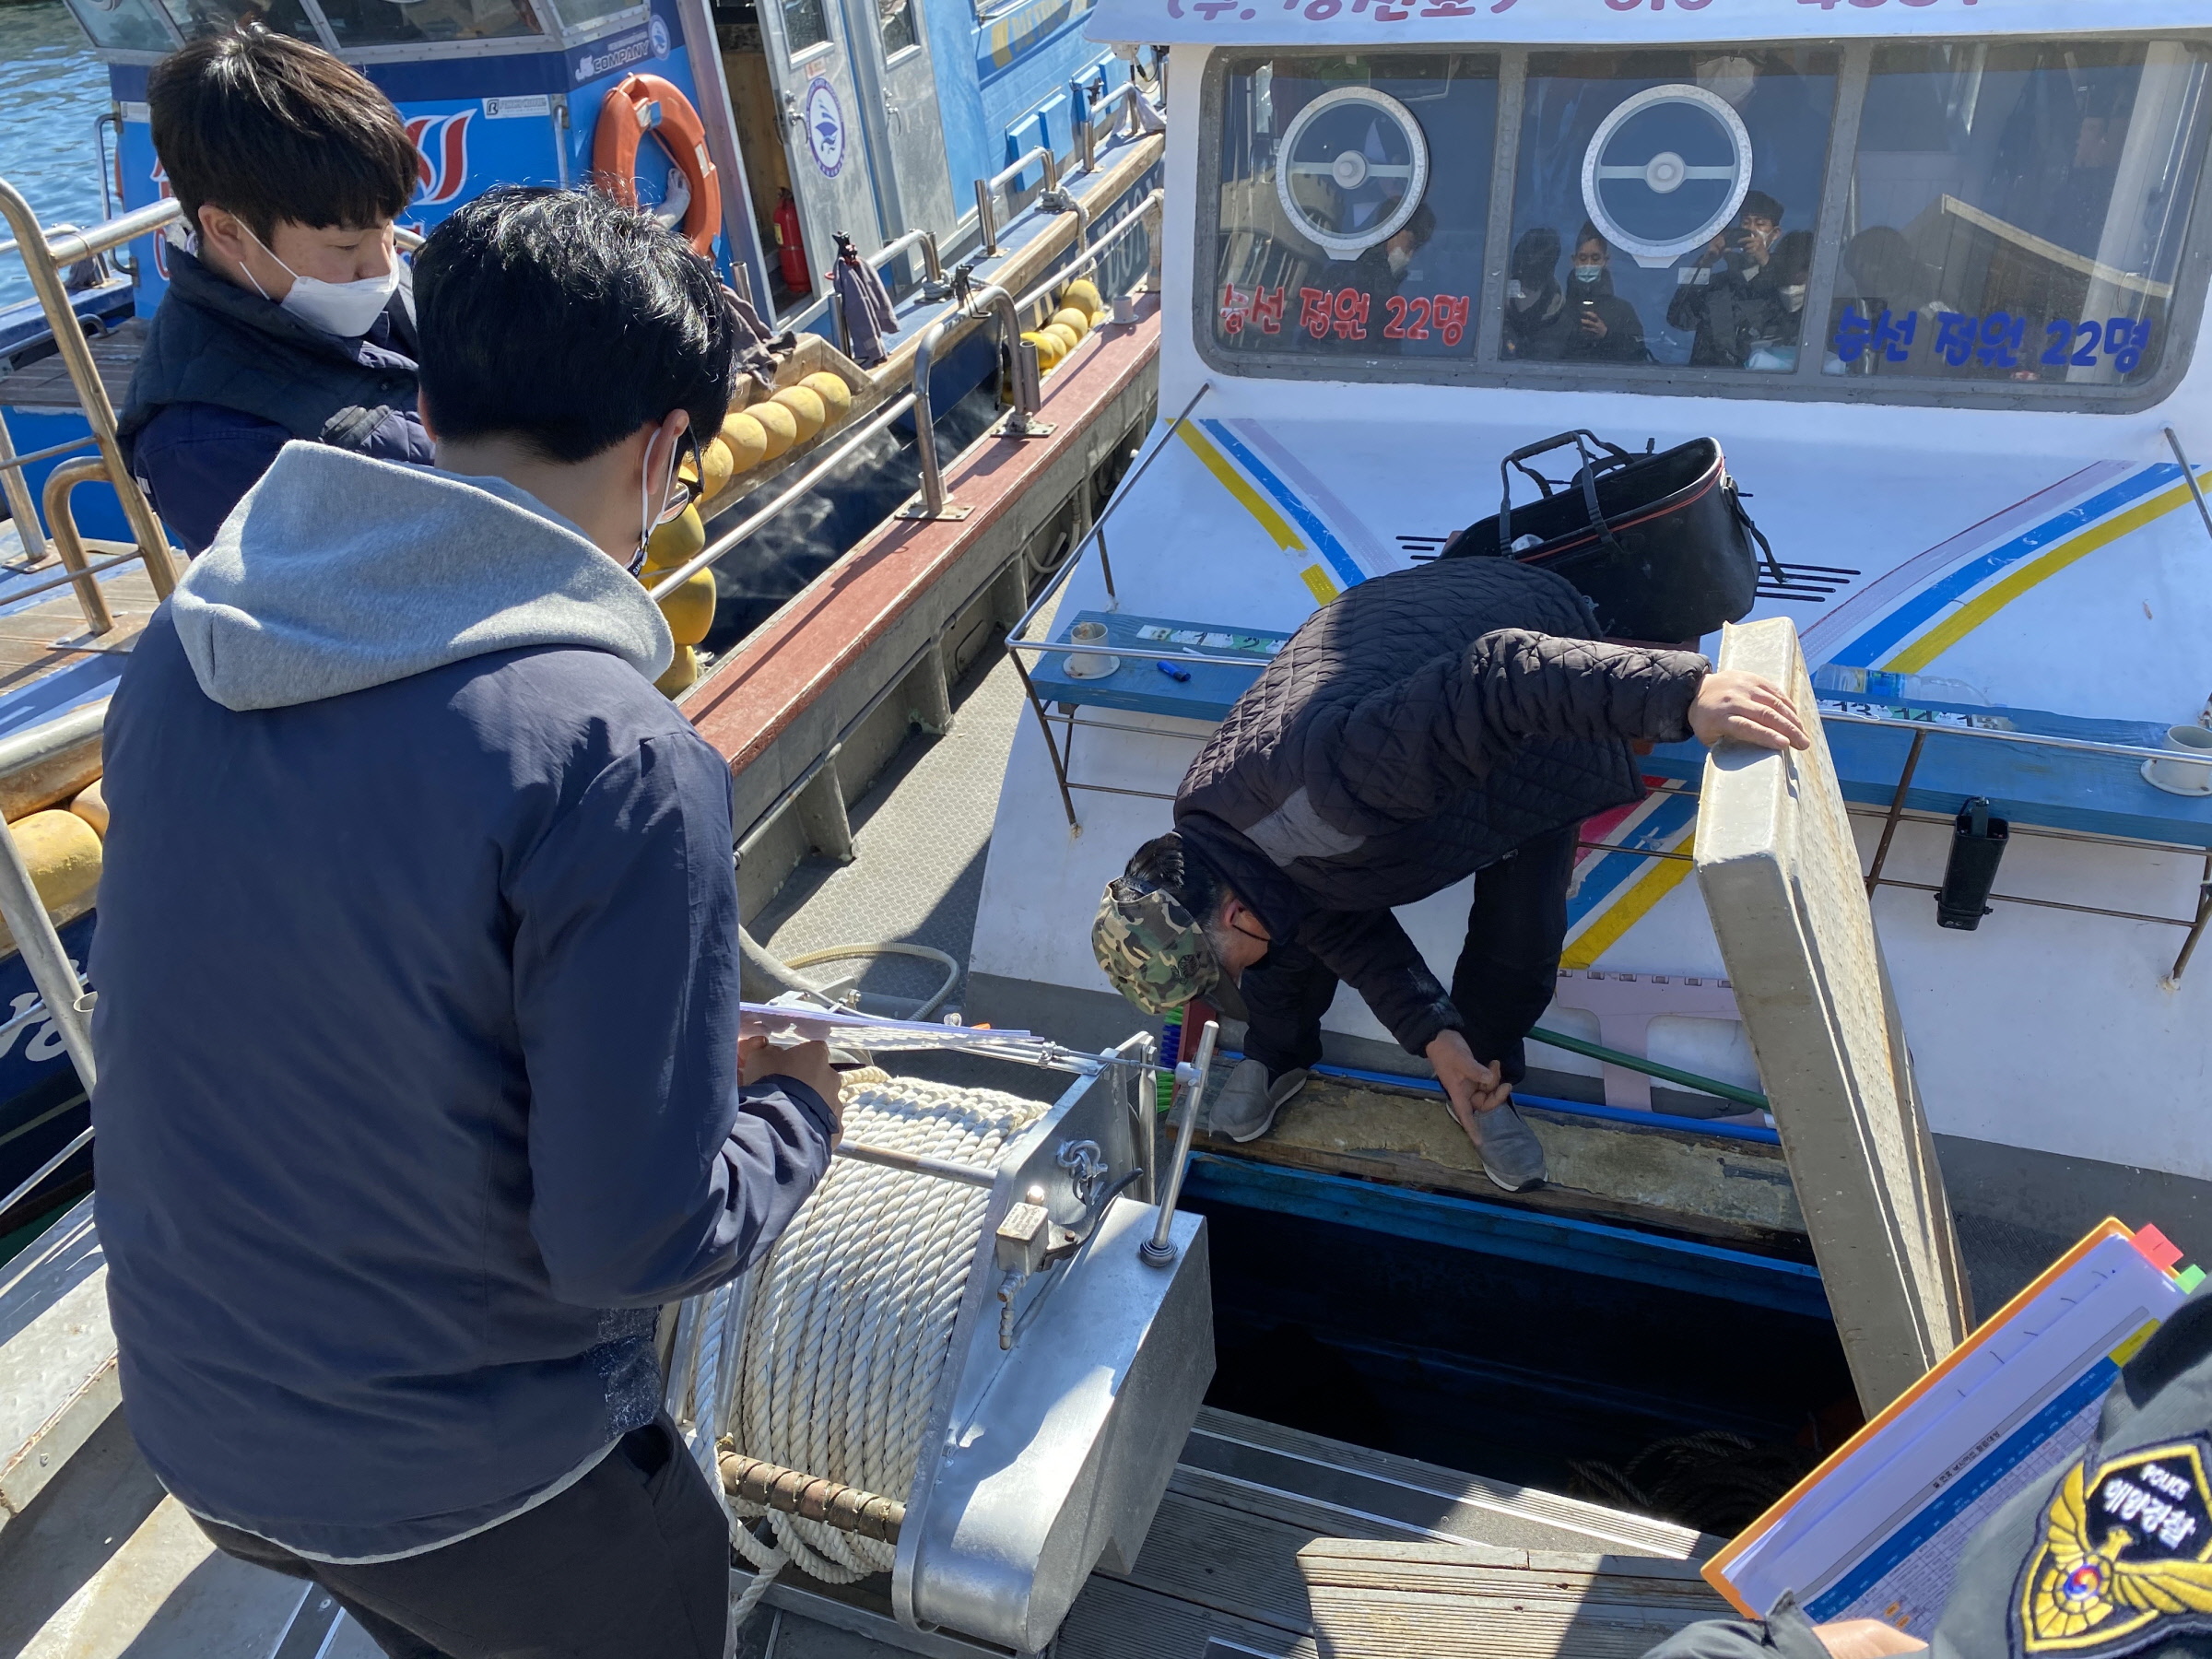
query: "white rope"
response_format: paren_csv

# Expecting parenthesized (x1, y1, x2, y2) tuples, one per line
(725, 1076, 1047, 1601)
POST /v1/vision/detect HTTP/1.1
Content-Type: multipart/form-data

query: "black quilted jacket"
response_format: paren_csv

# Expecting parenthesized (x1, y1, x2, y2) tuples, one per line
(1174, 558, 1708, 1056)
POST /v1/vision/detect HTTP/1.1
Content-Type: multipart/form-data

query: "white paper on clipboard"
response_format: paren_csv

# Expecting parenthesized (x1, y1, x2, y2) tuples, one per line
(1705, 1222, 2191, 1638)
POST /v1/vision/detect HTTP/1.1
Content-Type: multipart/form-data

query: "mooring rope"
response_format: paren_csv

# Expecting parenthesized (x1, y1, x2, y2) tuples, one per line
(725, 1076, 1048, 1619)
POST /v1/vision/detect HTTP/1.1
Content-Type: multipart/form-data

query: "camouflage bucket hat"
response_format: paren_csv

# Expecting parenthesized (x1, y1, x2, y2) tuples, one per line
(1092, 877, 1225, 1017)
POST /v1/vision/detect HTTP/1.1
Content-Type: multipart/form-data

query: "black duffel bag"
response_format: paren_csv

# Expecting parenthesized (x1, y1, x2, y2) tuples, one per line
(1444, 429, 1782, 645)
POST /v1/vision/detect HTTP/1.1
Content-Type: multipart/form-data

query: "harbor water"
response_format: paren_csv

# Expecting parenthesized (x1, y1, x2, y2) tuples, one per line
(0, 3, 109, 310)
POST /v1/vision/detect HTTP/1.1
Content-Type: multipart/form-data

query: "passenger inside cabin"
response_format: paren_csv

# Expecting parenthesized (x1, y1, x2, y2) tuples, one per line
(1741, 229, 1814, 372)
(1559, 223, 1647, 363)
(1666, 189, 1793, 368)
(92, 185, 841, 1659)
(1500, 226, 1567, 359)
(1089, 558, 1808, 1194)
(117, 27, 430, 557)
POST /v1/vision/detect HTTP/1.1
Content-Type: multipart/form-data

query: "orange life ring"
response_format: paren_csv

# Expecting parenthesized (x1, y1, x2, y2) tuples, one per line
(594, 73, 722, 258)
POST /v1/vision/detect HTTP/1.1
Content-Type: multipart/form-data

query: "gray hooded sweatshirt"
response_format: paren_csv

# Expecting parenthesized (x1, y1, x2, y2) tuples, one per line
(90, 441, 835, 1562)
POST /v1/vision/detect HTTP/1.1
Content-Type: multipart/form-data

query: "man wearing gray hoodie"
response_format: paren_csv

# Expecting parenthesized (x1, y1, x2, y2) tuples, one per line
(89, 187, 835, 1658)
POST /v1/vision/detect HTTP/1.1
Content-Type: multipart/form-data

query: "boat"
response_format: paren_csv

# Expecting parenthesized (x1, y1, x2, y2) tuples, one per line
(5, 0, 2212, 1653)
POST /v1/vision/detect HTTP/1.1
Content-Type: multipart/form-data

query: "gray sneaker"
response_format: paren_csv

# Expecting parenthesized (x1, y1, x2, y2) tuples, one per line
(1465, 1099, 1547, 1192)
(1208, 1059, 1311, 1143)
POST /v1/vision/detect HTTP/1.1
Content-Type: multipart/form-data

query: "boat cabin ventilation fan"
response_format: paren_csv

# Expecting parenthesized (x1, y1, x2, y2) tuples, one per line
(1581, 83, 1753, 269)
(677, 1065, 1213, 1655)
(1276, 86, 1430, 261)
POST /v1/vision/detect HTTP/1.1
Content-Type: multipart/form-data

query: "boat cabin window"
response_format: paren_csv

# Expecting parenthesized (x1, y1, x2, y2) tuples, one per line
(163, 0, 325, 43)
(1198, 39, 2212, 406)
(535, 0, 637, 41)
(877, 0, 917, 57)
(58, 0, 176, 53)
(780, 0, 831, 55)
(1508, 50, 1837, 373)
(1826, 41, 2210, 389)
(312, 0, 544, 45)
(1212, 53, 1499, 360)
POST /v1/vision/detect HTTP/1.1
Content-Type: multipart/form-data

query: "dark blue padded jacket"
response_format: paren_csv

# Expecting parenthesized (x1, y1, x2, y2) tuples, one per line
(118, 247, 431, 555)
(91, 442, 833, 1561)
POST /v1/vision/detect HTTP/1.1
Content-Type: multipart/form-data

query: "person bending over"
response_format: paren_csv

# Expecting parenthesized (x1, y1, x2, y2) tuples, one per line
(1093, 557, 1805, 1192)
(118, 26, 431, 554)
(92, 185, 837, 1659)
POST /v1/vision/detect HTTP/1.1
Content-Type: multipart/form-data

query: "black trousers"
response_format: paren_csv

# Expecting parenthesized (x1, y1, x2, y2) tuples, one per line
(194, 1415, 730, 1659)
(1240, 824, 1578, 1087)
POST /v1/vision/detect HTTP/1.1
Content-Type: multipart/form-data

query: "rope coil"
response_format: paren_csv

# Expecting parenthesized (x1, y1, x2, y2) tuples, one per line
(725, 1077, 1048, 1607)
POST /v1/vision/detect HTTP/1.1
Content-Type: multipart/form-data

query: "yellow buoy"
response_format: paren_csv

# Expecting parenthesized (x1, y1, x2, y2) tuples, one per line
(722, 410, 770, 475)
(655, 644, 700, 699)
(655, 569, 717, 646)
(68, 778, 106, 838)
(771, 385, 827, 445)
(1042, 323, 1082, 359)
(644, 503, 704, 572)
(1021, 330, 1063, 371)
(750, 398, 798, 462)
(0, 809, 101, 953)
(1050, 307, 1092, 342)
(1061, 277, 1103, 313)
(697, 436, 735, 500)
(799, 371, 853, 425)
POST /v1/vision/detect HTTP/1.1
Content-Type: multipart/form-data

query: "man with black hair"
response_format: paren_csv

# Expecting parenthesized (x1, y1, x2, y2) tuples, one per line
(1667, 189, 1789, 368)
(91, 186, 837, 1659)
(1093, 559, 1807, 1192)
(119, 27, 431, 554)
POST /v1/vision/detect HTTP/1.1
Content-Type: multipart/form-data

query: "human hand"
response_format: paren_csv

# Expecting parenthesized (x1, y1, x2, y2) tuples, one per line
(1426, 1029, 1511, 1136)
(1580, 307, 1607, 338)
(740, 1035, 845, 1133)
(1812, 1621, 1926, 1659)
(1688, 669, 1811, 752)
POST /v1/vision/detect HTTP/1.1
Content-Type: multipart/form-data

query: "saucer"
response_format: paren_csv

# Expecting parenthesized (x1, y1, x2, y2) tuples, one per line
(2142, 758, 2212, 797)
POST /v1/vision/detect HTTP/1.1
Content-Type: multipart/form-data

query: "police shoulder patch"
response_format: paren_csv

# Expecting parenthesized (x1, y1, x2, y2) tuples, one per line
(2016, 1441, 2212, 1658)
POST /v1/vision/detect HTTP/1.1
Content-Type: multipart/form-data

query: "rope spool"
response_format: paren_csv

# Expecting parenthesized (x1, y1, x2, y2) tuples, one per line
(725, 1077, 1048, 1606)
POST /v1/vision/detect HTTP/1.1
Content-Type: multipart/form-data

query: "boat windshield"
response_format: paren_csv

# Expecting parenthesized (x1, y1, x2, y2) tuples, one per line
(1203, 38, 2212, 404)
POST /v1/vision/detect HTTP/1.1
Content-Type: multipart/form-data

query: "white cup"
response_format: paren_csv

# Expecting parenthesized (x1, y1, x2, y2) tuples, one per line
(1065, 618, 1121, 680)
(2143, 724, 2212, 797)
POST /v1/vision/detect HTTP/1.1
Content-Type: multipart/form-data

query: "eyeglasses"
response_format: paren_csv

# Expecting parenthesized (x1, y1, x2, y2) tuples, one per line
(655, 429, 705, 526)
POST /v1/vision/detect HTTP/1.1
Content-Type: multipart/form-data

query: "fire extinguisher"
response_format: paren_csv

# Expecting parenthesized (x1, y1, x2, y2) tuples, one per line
(773, 190, 810, 294)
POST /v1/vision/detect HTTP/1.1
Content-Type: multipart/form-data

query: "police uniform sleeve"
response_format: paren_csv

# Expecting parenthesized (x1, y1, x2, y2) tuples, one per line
(1645, 1591, 1837, 1659)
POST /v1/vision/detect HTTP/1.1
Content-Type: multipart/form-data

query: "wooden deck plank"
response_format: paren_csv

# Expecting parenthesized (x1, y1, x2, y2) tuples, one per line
(1198, 1074, 1807, 1249)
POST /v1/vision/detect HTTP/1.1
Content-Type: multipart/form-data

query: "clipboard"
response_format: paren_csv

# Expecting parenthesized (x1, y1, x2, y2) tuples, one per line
(1703, 1219, 2203, 1636)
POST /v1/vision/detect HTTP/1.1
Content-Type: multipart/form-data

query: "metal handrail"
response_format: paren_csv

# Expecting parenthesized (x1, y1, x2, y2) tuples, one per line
(974, 146, 1059, 259)
(870, 227, 946, 293)
(830, 229, 948, 359)
(900, 282, 1049, 521)
(645, 390, 921, 601)
(0, 179, 181, 629)
(1012, 187, 1161, 321)
(1818, 706, 2212, 774)
(1076, 83, 1161, 178)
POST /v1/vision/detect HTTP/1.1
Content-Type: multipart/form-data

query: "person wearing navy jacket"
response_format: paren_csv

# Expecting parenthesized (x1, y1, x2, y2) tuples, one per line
(117, 28, 433, 556)
(92, 187, 835, 1659)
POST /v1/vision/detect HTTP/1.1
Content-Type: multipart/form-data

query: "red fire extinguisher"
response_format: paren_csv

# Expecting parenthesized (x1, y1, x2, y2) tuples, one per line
(773, 190, 810, 294)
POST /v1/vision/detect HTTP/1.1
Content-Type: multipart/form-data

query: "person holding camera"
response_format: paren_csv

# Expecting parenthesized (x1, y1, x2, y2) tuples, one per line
(1667, 191, 1789, 368)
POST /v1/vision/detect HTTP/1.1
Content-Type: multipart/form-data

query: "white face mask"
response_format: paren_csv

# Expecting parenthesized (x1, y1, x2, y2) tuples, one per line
(241, 224, 403, 338)
(1783, 283, 1808, 313)
(1387, 246, 1412, 277)
(1573, 264, 1604, 285)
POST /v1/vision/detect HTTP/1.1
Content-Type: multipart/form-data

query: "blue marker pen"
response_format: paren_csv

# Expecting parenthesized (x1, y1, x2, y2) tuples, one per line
(1157, 661, 1192, 683)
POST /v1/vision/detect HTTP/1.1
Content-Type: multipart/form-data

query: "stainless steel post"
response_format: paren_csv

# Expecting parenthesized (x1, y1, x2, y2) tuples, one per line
(0, 811, 93, 1088)
(1139, 1019, 1216, 1266)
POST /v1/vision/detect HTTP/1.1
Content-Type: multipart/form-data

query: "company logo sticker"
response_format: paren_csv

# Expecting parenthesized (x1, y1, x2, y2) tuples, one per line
(803, 76, 845, 178)
(406, 111, 474, 206)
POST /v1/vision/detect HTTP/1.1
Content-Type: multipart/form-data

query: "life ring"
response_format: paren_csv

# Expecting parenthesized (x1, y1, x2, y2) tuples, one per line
(594, 73, 722, 258)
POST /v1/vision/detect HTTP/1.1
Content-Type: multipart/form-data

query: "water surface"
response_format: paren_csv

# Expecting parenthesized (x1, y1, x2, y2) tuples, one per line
(0, 4, 112, 311)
